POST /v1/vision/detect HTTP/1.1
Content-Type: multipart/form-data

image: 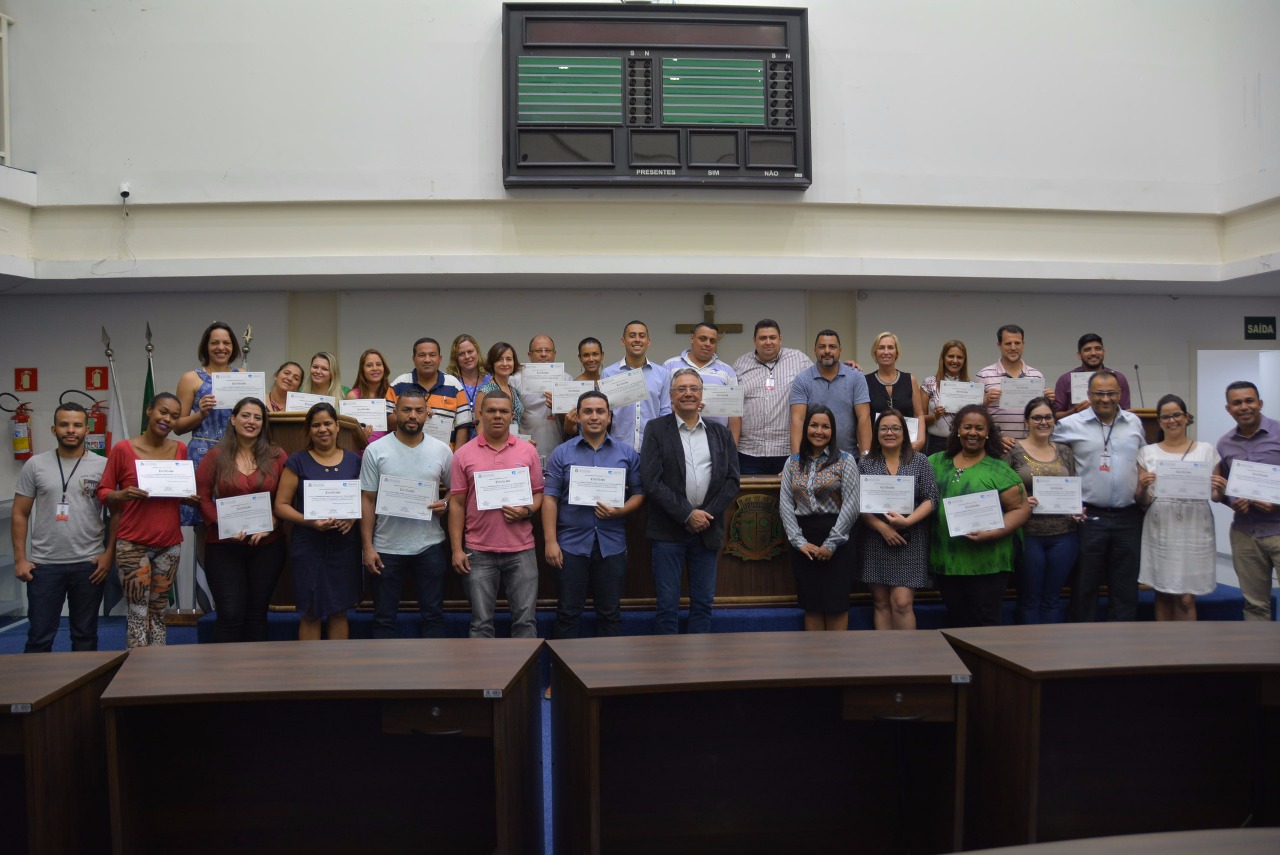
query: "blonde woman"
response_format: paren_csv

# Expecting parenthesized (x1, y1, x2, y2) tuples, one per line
(306, 351, 349, 398)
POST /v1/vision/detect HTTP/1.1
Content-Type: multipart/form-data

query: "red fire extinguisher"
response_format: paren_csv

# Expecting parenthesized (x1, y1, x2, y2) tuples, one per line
(61, 390, 110, 456)
(2, 393, 33, 461)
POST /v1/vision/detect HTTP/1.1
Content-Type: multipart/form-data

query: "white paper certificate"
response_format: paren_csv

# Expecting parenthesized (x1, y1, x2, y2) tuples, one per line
(214, 492, 274, 540)
(285, 391, 335, 413)
(1070, 372, 1092, 404)
(134, 459, 197, 498)
(474, 467, 534, 511)
(1031, 476, 1083, 515)
(999, 377, 1042, 411)
(1225, 459, 1280, 504)
(303, 479, 361, 520)
(700, 385, 744, 417)
(550, 380, 596, 414)
(340, 398, 388, 432)
(905, 417, 920, 444)
(598, 370, 649, 408)
(211, 372, 267, 409)
(520, 363, 566, 392)
(375, 475, 437, 521)
(859, 474, 915, 515)
(943, 490, 1006, 537)
(1154, 460, 1211, 501)
(422, 414, 457, 446)
(938, 381, 984, 411)
(568, 465, 626, 507)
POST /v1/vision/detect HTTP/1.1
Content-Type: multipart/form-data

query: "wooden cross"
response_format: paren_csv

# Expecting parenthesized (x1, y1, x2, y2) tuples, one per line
(675, 293, 743, 335)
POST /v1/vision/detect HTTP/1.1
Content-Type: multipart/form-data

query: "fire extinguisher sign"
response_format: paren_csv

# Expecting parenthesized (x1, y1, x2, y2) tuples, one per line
(85, 366, 109, 391)
(14, 368, 37, 392)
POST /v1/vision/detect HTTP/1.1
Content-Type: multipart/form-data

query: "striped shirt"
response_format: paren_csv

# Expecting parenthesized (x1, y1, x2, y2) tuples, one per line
(389, 370, 472, 442)
(731, 347, 813, 457)
(662, 350, 738, 428)
(975, 361, 1045, 441)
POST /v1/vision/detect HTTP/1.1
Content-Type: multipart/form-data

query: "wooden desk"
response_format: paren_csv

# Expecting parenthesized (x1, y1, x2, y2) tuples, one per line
(965, 827, 1280, 855)
(943, 623, 1280, 849)
(0, 651, 126, 855)
(101, 640, 543, 855)
(549, 631, 970, 854)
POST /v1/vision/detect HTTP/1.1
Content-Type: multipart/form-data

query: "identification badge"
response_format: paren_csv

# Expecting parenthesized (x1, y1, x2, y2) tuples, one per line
(1099, 453, 1111, 473)
(765, 376, 776, 392)
(55, 502, 70, 522)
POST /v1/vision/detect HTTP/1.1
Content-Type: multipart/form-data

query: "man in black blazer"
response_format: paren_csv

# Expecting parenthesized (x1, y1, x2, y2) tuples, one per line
(640, 368, 741, 633)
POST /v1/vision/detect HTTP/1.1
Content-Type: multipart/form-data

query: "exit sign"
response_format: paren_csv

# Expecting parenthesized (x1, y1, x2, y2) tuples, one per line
(1245, 316, 1276, 340)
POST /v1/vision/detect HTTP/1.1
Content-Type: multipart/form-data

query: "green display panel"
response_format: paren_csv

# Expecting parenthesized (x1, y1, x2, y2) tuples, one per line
(517, 56, 622, 124)
(661, 58, 764, 126)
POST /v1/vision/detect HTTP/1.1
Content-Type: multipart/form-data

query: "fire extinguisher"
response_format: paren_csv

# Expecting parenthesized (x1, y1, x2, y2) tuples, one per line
(1, 393, 33, 461)
(61, 390, 109, 456)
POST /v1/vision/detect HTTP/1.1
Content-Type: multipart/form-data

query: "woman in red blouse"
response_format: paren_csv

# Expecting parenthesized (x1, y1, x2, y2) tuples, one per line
(197, 397, 287, 642)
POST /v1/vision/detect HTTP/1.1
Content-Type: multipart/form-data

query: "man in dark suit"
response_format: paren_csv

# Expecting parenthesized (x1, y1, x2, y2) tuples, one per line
(641, 368, 741, 633)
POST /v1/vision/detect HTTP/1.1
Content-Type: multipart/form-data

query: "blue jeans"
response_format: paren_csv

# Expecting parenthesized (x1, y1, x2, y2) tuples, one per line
(372, 543, 448, 638)
(652, 536, 719, 634)
(24, 561, 103, 653)
(1017, 532, 1079, 624)
(553, 540, 627, 639)
(464, 549, 539, 639)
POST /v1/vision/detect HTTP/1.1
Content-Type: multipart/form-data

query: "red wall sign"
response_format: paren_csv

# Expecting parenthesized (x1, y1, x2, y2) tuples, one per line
(85, 366, 109, 391)
(14, 367, 37, 392)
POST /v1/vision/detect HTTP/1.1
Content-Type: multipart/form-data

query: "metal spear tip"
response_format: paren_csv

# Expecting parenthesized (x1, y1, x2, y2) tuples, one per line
(145, 322, 153, 344)
(100, 326, 111, 348)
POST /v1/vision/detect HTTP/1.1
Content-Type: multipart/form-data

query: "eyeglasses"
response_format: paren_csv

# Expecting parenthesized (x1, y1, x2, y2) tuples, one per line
(1028, 414, 1055, 423)
(672, 386, 702, 394)
(1089, 390, 1121, 399)
(878, 425, 903, 434)
(1158, 412, 1187, 423)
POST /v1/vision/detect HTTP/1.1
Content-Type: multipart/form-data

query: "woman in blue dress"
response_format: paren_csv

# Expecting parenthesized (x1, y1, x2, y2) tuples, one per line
(273, 403, 363, 639)
(175, 322, 242, 532)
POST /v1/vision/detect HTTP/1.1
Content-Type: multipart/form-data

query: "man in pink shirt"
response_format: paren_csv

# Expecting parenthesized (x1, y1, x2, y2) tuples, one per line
(449, 390, 544, 638)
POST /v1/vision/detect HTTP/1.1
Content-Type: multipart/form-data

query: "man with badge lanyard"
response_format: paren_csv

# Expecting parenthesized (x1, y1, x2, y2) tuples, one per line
(732, 319, 813, 475)
(1052, 369, 1145, 621)
(600, 320, 670, 449)
(11, 402, 113, 652)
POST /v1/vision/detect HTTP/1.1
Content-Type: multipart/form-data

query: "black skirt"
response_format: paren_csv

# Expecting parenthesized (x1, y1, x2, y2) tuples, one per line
(789, 513, 855, 614)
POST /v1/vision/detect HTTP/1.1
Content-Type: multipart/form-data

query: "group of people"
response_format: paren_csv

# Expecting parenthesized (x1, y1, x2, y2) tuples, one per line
(12, 318, 1278, 653)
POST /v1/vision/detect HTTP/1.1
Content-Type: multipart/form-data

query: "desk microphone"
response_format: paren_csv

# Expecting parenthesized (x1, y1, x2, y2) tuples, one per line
(1133, 364, 1145, 408)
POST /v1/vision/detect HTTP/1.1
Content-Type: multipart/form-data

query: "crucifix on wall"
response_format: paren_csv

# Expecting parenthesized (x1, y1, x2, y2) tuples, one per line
(675, 293, 743, 335)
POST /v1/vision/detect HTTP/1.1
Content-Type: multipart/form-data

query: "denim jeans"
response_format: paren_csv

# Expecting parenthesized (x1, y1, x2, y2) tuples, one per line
(24, 561, 103, 653)
(738, 453, 788, 476)
(465, 549, 539, 638)
(1016, 531, 1079, 625)
(553, 540, 627, 639)
(1070, 506, 1142, 622)
(371, 543, 448, 638)
(651, 535, 719, 634)
(205, 538, 286, 643)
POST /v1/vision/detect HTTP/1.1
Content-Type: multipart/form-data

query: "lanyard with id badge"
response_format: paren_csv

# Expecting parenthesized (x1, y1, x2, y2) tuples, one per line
(760, 357, 781, 393)
(1099, 420, 1116, 472)
(55, 452, 85, 522)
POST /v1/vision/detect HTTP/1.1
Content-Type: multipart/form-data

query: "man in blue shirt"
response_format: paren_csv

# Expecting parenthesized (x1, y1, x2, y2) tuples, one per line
(542, 390, 645, 638)
(789, 329, 872, 457)
(601, 320, 671, 448)
(1052, 369, 1146, 621)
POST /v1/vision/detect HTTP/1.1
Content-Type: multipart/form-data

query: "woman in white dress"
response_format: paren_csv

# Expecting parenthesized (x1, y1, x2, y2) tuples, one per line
(1135, 394, 1227, 620)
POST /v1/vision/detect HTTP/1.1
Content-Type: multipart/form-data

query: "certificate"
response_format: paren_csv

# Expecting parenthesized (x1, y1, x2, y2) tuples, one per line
(567, 465, 626, 507)
(422, 414, 457, 446)
(943, 490, 1006, 537)
(999, 377, 1042, 411)
(598, 370, 649, 408)
(340, 398, 388, 432)
(550, 380, 596, 414)
(285, 391, 335, 413)
(302, 479, 361, 520)
(1154, 460, 1211, 500)
(938, 381, 983, 411)
(375, 475, 437, 521)
(859, 474, 915, 515)
(134, 459, 196, 498)
(1070, 372, 1092, 404)
(904, 417, 920, 444)
(214, 492, 274, 540)
(1032, 476, 1083, 515)
(520, 363, 566, 392)
(1225, 459, 1280, 504)
(700, 385, 744, 417)
(210, 372, 266, 409)
(474, 467, 534, 511)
